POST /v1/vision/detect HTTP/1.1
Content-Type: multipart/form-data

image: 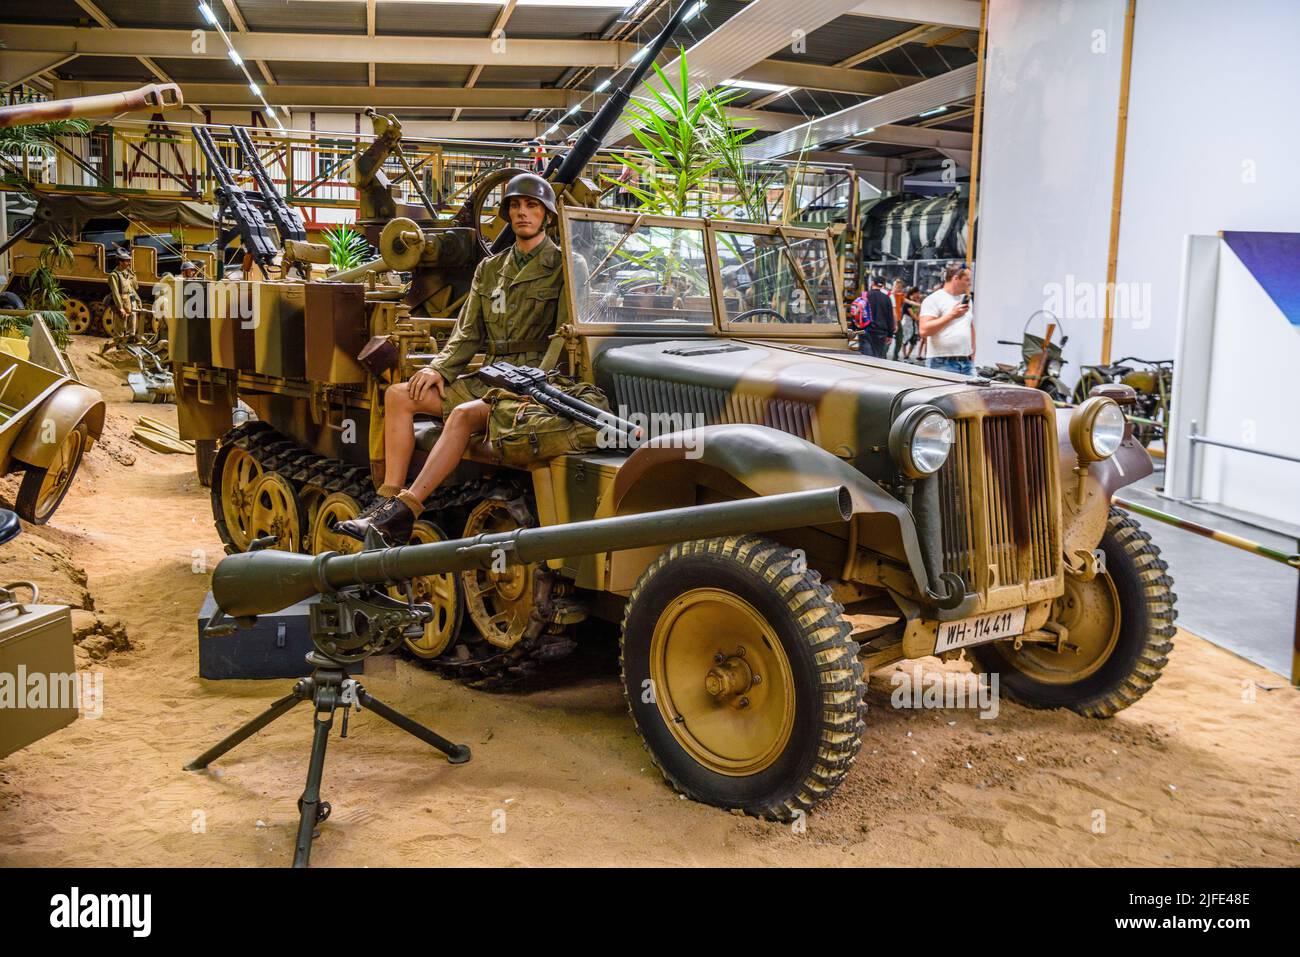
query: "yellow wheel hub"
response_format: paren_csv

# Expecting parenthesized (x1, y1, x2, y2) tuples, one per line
(247, 472, 303, 552)
(1002, 571, 1122, 684)
(34, 427, 85, 521)
(460, 499, 536, 650)
(309, 492, 362, 556)
(219, 446, 264, 551)
(394, 520, 462, 659)
(64, 299, 92, 335)
(649, 588, 795, 777)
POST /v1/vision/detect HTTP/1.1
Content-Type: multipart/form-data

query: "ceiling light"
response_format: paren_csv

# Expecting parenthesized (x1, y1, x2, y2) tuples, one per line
(720, 78, 791, 94)
(227, 49, 243, 66)
(248, 82, 261, 96)
(198, 2, 217, 25)
(684, 1, 706, 22)
(595, 78, 611, 92)
(628, 48, 648, 64)
(919, 106, 948, 118)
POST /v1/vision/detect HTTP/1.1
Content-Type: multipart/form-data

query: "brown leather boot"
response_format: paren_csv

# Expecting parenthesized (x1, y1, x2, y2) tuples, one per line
(336, 492, 417, 545)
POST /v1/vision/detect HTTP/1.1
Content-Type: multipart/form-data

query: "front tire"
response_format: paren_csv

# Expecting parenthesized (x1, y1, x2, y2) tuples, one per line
(621, 535, 865, 820)
(973, 508, 1176, 717)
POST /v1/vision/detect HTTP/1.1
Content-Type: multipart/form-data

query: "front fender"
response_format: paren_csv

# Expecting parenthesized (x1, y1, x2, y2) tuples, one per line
(605, 424, 962, 607)
(1055, 412, 1154, 557)
(12, 382, 106, 469)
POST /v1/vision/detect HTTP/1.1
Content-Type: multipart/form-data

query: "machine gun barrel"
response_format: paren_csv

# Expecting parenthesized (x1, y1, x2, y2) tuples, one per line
(212, 486, 852, 619)
(490, 0, 692, 253)
(476, 362, 642, 439)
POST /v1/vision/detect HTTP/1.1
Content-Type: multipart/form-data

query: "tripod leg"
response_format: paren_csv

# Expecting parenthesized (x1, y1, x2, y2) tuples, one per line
(183, 689, 305, 771)
(292, 707, 335, 869)
(357, 689, 471, 764)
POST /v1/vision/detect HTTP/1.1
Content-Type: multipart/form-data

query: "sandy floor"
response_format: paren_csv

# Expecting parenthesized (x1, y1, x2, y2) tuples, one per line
(0, 339, 1296, 867)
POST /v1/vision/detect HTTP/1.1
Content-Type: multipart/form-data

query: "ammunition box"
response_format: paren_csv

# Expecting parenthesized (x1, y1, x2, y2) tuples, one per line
(304, 283, 368, 384)
(0, 597, 78, 760)
(209, 280, 257, 370)
(161, 276, 212, 365)
(252, 283, 307, 378)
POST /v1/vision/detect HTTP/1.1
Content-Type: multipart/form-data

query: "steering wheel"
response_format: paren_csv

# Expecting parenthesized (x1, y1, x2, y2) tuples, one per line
(729, 307, 786, 324)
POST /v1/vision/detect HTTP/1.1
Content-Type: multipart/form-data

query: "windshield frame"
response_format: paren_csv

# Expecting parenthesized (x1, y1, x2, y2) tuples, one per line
(559, 206, 847, 338)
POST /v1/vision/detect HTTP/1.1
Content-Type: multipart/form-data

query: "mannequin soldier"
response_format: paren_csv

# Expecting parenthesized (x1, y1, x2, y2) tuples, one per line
(107, 247, 143, 337)
(339, 173, 600, 545)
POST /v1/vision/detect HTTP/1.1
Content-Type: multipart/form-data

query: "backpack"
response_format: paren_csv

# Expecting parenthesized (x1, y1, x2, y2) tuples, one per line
(850, 295, 871, 329)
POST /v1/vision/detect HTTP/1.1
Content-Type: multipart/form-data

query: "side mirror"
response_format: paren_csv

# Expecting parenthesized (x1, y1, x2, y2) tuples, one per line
(0, 509, 20, 546)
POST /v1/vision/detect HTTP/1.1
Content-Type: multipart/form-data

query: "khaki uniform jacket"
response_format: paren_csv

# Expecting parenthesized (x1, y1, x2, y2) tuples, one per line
(108, 268, 141, 314)
(426, 233, 568, 385)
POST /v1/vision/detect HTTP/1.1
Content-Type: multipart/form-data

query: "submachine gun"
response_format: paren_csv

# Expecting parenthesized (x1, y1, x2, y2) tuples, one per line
(186, 486, 852, 867)
(476, 361, 643, 442)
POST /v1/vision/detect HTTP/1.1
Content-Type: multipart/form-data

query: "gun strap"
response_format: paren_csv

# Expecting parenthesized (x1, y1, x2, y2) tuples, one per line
(539, 334, 566, 373)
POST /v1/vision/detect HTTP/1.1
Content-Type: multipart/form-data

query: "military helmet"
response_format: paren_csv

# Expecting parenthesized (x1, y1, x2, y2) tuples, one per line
(499, 173, 557, 219)
(113, 246, 133, 263)
(180, 260, 199, 273)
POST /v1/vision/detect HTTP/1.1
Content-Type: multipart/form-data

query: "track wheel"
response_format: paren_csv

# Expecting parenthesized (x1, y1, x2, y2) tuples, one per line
(621, 535, 865, 820)
(247, 472, 305, 553)
(308, 492, 363, 556)
(16, 424, 89, 524)
(211, 439, 265, 552)
(459, 498, 538, 650)
(64, 298, 92, 336)
(972, 507, 1176, 717)
(394, 519, 464, 660)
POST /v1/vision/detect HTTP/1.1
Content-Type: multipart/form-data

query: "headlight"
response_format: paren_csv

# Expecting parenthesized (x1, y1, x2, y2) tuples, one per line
(1070, 396, 1126, 461)
(890, 405, 954, 478)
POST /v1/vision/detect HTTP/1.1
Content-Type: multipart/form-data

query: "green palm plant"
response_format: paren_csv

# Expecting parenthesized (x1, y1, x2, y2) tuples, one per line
(0, 117, 91, 160)
(322, 224, 370, 271)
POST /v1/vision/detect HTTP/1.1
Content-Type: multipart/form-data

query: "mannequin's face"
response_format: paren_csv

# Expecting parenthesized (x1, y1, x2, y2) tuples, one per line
(509, 197, 546, 240)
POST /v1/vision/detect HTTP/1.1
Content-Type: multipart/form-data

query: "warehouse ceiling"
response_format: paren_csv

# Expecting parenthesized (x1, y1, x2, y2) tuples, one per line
(0, 0, 979, 168)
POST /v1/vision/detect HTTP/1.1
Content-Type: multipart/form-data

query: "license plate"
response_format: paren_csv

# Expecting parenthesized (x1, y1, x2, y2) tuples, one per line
(934, 606, 1027, 654)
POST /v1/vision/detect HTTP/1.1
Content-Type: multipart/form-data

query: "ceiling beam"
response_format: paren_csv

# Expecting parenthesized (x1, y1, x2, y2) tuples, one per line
(66, 0, 202, 116)
(848, 123, 972, 151)
(221, 0, 277, 87)
(603, 0, 870, 145)
(1, 53, 76, 92)
(0, 24, 631, 68)
(744, 62, 978, 160)
(366, 0, 376, 88)
(738, 59, 913, 97)
(455, 0, 517, 123)
(51, 80, 601, 111)
(847, 0, 980, 30)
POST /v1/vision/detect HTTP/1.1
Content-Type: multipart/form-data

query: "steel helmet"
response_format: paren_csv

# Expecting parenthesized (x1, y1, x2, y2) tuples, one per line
(499, 173, 557, 219)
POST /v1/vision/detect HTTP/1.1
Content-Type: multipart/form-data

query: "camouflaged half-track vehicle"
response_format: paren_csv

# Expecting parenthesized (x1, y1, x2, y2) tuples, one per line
(175, 194, 1175, 820)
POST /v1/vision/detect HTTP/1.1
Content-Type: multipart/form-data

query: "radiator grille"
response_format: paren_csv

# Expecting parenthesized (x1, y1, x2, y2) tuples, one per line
(612, 373, 816, 441)
(936, 412, 1058, 591)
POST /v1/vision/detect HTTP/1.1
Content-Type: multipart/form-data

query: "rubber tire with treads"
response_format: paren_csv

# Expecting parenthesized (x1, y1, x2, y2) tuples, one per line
(194, 439, 217, 488)
(973, 507, 1176, 717)
(15, 424, 89, 524)
(621, 535, 865, 820)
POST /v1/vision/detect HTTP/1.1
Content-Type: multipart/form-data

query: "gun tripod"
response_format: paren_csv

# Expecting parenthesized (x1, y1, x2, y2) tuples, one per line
(184, 648, 470, 868)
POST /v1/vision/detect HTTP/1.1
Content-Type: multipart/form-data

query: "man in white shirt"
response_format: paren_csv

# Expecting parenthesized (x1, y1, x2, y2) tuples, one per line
(918, 264, 975, 375)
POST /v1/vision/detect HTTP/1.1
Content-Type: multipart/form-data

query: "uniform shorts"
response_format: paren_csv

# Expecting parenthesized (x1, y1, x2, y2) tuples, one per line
(445, 373, 612, 468)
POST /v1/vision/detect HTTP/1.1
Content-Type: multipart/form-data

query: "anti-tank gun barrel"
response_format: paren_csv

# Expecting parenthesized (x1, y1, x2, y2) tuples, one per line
(0, 83, 182, 129)
(212, 486, 852, 619)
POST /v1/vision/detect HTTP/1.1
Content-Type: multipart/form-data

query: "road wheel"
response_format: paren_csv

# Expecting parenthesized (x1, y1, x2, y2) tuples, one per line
(64, 298, 92, 336)
(394, 519, 464, 660)
(211, 438, 265, 551)
(973, 508, 1176, 717)
(621, 535, 865, 820)
(308, 491, 364, 556)
(246, 472, 305, 553)
(16, 423, 88, 524)
(460, 497, 538, 650)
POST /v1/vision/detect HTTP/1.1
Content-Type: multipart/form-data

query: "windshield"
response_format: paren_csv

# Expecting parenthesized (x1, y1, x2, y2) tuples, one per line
(568, 216, 713, 325)
(714, 228, 840, 325)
